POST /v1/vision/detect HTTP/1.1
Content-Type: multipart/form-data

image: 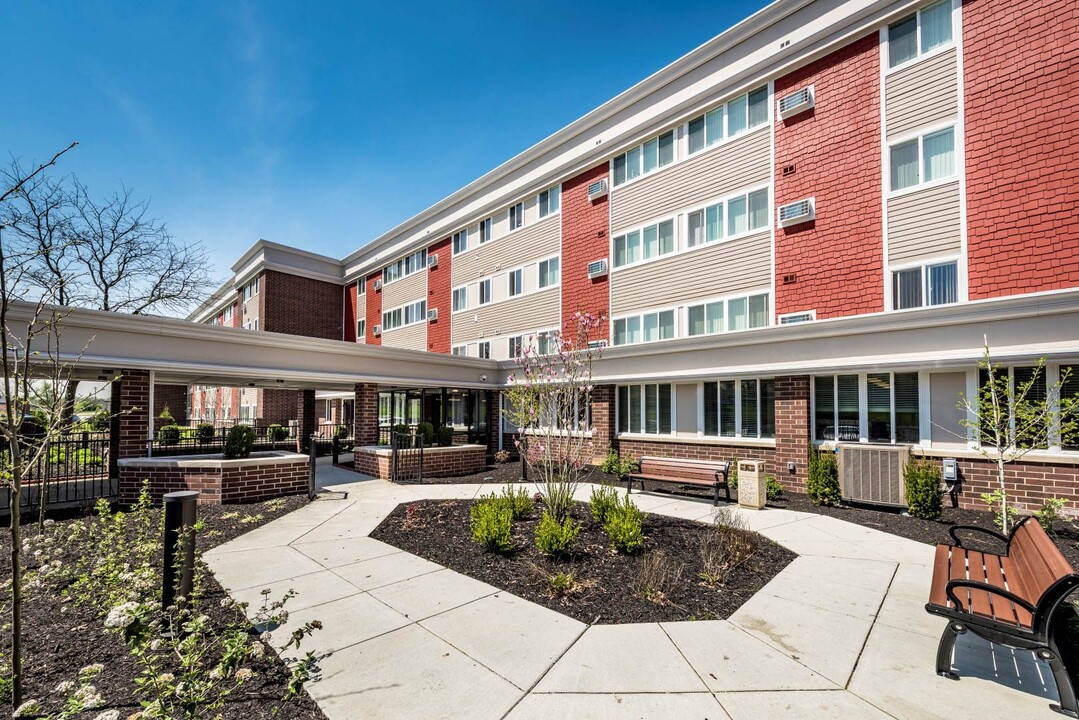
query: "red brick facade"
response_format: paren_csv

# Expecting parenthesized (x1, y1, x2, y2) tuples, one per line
(354, 383, 379, 445)
(963, 0, 1079, 299)
(344, 282, 359, 342)
(426, 236, 452, 353)
(365, 273, 382, 346)
(774, 33, 883, 320)
(262, 270, 343, 339)
(118, 456, 309, 504)
(773, 376, 810, 492)
(259, 388, 300, 425)
(115, 369, 150, 461)
(560, 162, 610, 343)
(352, 445, 487, 479)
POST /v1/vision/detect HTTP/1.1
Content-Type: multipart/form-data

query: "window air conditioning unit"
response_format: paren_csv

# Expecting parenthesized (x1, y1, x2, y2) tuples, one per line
(427, 254, 438, 269)
(373, 279, 383, 291)
(587, 339, 608, 349)
(587, 258, 609, 279)
(778, 85, 814, 119)
(778, 198, 815, 227)
(778, 310, 816, 325)
(587, 178, 608, 201)
(372, 324, 382, 337)
(427, 308, 438, 322)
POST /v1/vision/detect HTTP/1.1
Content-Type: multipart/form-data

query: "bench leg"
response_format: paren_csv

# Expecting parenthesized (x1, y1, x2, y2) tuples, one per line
(625, 477, 632, 497)
(713, 483, 719, 506)
(936, 622, 964, 680)
(1043, 639, 1079, 718)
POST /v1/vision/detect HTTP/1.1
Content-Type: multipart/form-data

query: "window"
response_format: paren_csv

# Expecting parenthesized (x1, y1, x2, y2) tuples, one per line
(536, 329, 559, 355)
(359, 277, 366, 294)
(382, 300, 426, 330)
(612, 130, 674, 186)
(508, 336, 522, 358)
(705, 378, 779, 439)
(1062, 366, 1079, 451)
(727, 189, 770, 235)
(978, 366, 1051, 450)
(477, 341, 491, 360)
(356, 319, 366, 342)
(452, 345, 466, 356)
(452, 229, 468, 255)
(383, 249, 428, 284)
(509, 269, 523, 297)
(509, 203, 523, 231)
(813, 375, 860, 441)
(478, 279, 491, 305)
(452, 287, 467, 312)
(613, 219, 675, 267)
(241, 277, 260, 301)
(538, 257, 560, 288)
(539, 185, 561, 218)
(687, 293, 769, 336)
(617, 383, 672, 435)
(687, 203, 723, 248)
(888, 0, 953, 69)
(243, 319, 259, 331)
(614, 310, 674, 346)
(814, 373, 919, 443)
(479, 217, 492, 244)
(893, 260, 958, 309)
(687, 85, 769, 155)
(890, 127, 956, 191)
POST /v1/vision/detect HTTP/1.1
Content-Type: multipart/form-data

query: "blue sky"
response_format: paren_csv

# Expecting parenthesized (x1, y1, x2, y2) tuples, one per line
(2, 1, 768, 279)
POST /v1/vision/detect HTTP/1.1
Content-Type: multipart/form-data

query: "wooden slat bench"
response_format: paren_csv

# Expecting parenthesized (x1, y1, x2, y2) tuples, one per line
(624, 456, 731, 506)
(925, 516, 1079, 717)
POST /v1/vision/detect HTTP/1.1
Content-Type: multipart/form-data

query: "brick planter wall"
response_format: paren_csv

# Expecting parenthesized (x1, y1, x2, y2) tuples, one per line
(352, 444, 487, 479)
(118, 452, 309, 505)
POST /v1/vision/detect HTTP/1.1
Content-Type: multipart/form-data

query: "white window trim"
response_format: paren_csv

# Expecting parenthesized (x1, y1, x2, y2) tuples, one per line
(884, 0, 957, 75)
(537, 184, 562, 219)
(886, 121, 959, 199)
(684, 289, 772, 337)
(810, 371, 923, 445)
(615, 382, 675, 436)
(382, 248, 428, 287)
(889, 254, 960, 312)
(537, 256, 561, 290)
(464, 254, 561, 315)
(610, 128, 679, 189)
(701, 377, 776, 441)
(381, 299, 427, 331)
(451, 285, 469, 314)
(610, 214, 679, 271)
(611, 304, 681, 347)
(452, 229, 469, 256)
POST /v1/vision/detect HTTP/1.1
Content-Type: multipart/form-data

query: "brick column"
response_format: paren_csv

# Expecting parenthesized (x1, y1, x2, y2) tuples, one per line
(296, 389, 316, 452)
(774, 375, 811, 493)
(486, 390, 500, 452)
(591, 384, 616, 462)
(353, 383, 379, 446)
(113, 369, 151, 502)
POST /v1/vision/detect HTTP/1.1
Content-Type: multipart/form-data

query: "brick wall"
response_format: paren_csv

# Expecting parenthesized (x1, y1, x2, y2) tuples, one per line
(773, 375, 810, 492)
(262, 269, 344, 339)
(774, 33, 883, 320)
(344, 282, 359, 342)
(119, 458, 309, 504)
(354, 383, 379, 445)
(560, 162, 610, 343)
(352, 445, 487, 479)
(963, 0, 1079, 299)
(259, 388, 300, 425)
(365, 273, 382, 346)
(426, 236, 452, 353)
(591, 385, 616, 455)
(616, 438, 775, 473)
(116, 369, 150, 460)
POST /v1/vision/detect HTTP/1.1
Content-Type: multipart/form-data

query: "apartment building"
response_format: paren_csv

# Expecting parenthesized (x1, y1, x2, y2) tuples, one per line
(188, 0, 1079, 511)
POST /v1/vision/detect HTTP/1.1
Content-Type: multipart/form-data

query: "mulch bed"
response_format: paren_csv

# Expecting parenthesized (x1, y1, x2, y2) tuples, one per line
(0, 495, 328, 719)
(370, 498, 795, 625)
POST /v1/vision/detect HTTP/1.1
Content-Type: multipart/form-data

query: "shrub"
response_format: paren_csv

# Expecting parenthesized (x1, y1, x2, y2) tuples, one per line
(981, 489, 1021, 530)
(334, 424, 349, 439)
(470, 499, 513, 552)
(223, 424, 256, 459)
(765, 475, 784, 502)
(493, 449, 511, 464)
(196, 422, 216, 441)
(728, 456, 740, 491)
(634, 550, 683, 602)
(806, 448, 841, 506)
(391, 423, 410, 439)
(904, 456, 943, 520)
(604, 496, 645, 553)
(599, 447, 633, 477)
(267, 423, 289, 441)
(158, 404, 175, 424)
(589, 483, 619, 525)
(416, 422, 435, 445)
(1036, 497, 1068, 534)
(547, 571, 577, 600)
(158, 424, 182, 445)
(436, 426, 454, 447)
(485, 483, 533, 520)
(535, 511, 579, 557)
(541, 477, 576, 523)
(89, 410, 110, 431)
(699, 507, 756, 585)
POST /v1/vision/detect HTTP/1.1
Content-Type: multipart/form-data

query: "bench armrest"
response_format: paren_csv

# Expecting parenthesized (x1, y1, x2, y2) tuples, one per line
(948, 525, 1010, 550)
(945, 579, 1036, 615)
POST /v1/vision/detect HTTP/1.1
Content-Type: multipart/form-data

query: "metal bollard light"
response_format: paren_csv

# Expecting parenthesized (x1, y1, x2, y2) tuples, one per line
(162, 490, 199, 613)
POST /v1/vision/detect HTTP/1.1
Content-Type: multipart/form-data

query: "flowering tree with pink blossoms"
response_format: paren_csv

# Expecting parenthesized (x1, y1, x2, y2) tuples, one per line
(504, 311, 604, 522)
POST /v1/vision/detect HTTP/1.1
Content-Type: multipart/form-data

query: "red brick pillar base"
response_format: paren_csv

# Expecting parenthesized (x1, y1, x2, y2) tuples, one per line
(114, 369, 151, 503)
(297, 389, 316, 452)
(354, 383, 379, 445)
(591, 385, 616, 464)
(774, 375, 811, 493)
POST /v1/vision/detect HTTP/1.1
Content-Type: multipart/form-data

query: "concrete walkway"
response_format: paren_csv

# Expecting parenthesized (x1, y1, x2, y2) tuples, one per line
(206, 470, 1062, 719)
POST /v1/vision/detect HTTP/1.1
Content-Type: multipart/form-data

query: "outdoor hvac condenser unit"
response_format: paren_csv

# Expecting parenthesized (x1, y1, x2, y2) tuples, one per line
(837, 443, 911, 507)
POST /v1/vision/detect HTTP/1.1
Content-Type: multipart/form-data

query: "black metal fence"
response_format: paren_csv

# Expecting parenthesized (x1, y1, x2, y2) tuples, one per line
(151, 420, 299, 456)
(391, 433, 424, 483)
(1, 430, 114, 513)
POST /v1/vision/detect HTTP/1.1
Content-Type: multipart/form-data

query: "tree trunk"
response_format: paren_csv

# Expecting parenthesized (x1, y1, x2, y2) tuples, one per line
(61, 379, 79, 427)
(997, 455, 1009, 532)
(9, 440, 23, 708)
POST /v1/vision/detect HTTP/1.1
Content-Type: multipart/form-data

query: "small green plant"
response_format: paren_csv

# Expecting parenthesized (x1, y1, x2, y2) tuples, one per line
(391, 423, 410, 439)
(765, 474, 784, 502)
(266, 423, 289, 441)
(470, 499, 514, 552)
(599, 447, 634, 477)
(333, 424, 349, 439)
(223, 424, 256, 459)
(904, 456, 943, 520)
(158, 404, 175, 425)
(416, 422, 435, 445)
(728, 456, 740, 491)
(981, 489, 1021, 530)
(589, 482, 619, 525)
(157, 424, 182, 445)
(604, 495, 645, 553)
(1036, 497, 1068, 534)
(535, 510, 579, 557)
(436, 426, 454, 447)
(807, 447, 842, 506)
(196, 422, 216, 441)
(493, 449, 511, 464)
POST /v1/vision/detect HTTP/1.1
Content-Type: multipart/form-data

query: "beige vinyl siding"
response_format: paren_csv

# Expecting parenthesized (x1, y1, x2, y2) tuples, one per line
(380, 321, 426, 352)
(451, 287, 560, 344)
(381, 270, 426, 309)
(611, 127, 770, 232)
(451, 215, 560, 285)
(887, 181, 961, 263)
(611, 231, 770, 314)
(886, 48, 958, 139)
